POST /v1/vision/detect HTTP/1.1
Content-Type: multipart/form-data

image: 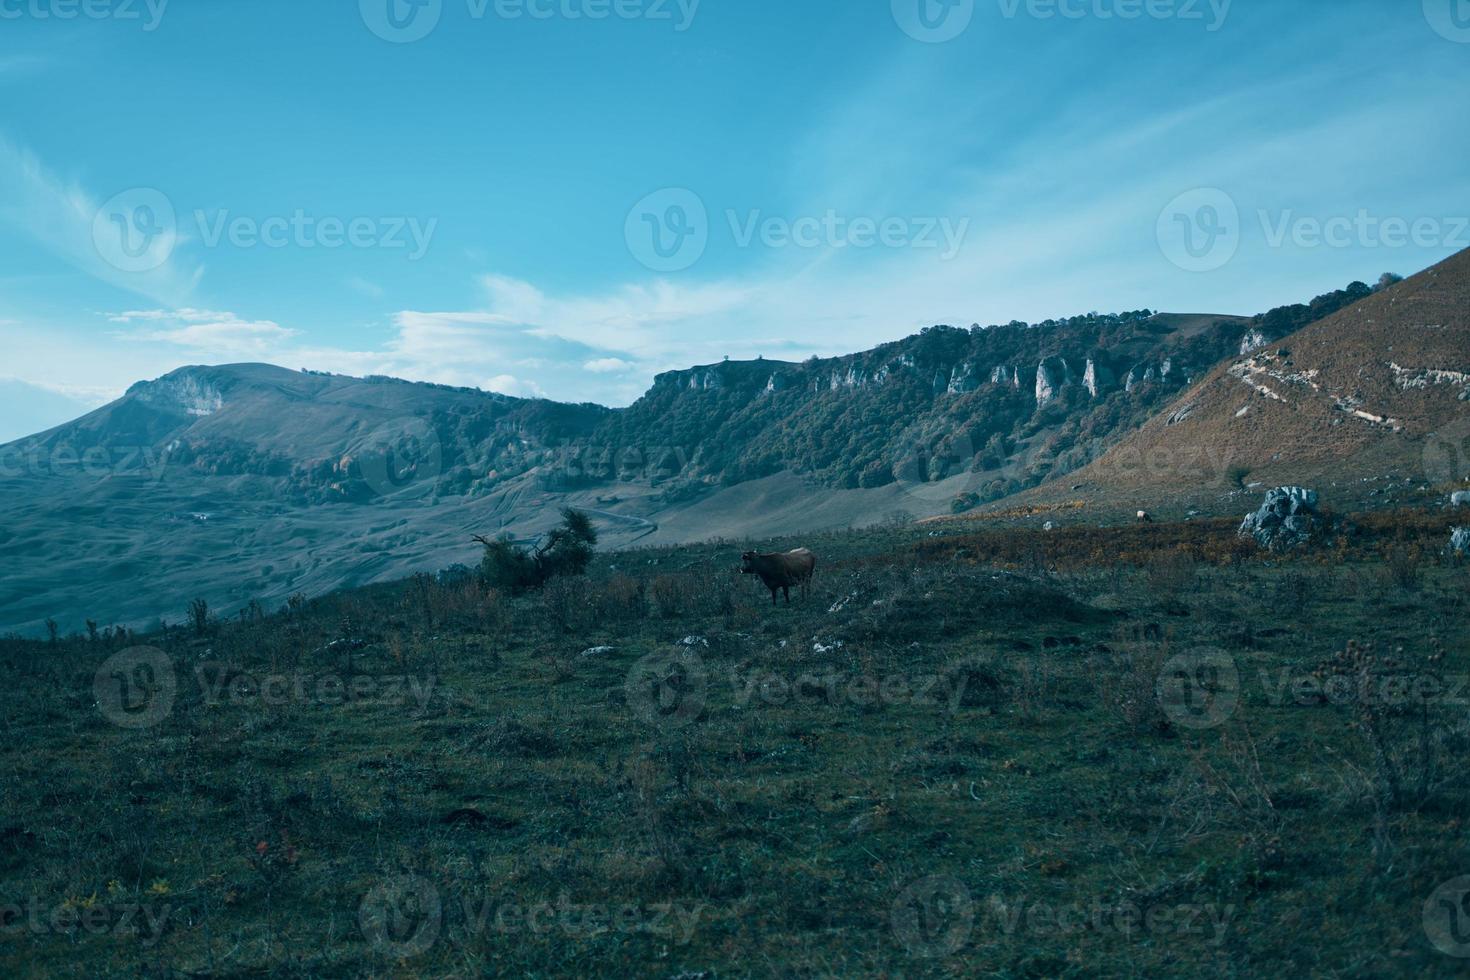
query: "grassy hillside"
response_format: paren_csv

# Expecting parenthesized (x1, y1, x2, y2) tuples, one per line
(1046, 249, 1470, 512)
(2, 511, 1469, 976)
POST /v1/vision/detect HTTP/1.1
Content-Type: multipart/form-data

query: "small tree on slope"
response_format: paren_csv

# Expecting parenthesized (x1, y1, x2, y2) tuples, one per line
(475, 508, 598, 592)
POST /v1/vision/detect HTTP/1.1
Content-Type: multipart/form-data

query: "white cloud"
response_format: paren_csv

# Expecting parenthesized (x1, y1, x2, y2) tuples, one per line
(485, 374, 546, 398)
(584, 358, 633, 373)
(347, 276, 385, 299)
(0, 134, 202, 307)
(109, 309, 297, 355)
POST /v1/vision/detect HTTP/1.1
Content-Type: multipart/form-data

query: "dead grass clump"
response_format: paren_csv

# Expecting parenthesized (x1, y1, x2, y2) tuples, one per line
(1091, 634, 1171, 734)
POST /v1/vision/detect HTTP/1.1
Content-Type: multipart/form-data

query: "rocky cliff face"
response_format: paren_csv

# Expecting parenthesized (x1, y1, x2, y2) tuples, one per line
(1035, 357, 1074, 407)
(1083, 358, 1113, 397)
(130, 372, 225, 417)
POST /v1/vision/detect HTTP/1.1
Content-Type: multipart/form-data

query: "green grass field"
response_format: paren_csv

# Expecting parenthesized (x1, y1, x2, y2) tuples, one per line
(3, 512, 1469, 977)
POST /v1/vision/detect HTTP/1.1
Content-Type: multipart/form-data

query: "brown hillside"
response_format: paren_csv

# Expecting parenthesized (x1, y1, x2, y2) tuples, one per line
(1034, 248, 1470, 515)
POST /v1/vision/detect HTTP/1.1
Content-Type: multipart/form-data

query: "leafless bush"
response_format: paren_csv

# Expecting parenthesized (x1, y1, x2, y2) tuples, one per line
(1381, 544, 1423, 591)
(1091, 632, 1170, 733)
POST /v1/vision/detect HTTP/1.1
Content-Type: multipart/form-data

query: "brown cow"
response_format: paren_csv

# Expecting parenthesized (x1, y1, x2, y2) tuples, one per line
(740, 548, 817, 606)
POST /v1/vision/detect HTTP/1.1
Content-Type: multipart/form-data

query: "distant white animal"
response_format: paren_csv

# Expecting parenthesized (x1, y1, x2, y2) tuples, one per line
(1137, 511, 1154, 524)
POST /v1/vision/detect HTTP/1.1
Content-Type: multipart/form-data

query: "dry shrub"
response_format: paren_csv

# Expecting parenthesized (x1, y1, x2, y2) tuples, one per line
(592, 574, 647, 621)
(541, 576, 595, 631)
(1091, 633, 1171, 733)
(649, 574, 690, 618)
(1016, 656, 1052, 725)
(1144, 548, 1199, 597)
(1380, 543, 1424, 591)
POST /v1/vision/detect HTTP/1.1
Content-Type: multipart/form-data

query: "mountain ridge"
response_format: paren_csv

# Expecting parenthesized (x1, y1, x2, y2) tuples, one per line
(0, 269, 1425, 635)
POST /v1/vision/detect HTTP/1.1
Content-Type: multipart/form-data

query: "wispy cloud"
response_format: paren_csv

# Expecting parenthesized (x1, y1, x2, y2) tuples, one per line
(109, 309, 296, 356)
(584, 358, 634, 373)
(0, 134, 202, 307)
(347, 276, 385, 299)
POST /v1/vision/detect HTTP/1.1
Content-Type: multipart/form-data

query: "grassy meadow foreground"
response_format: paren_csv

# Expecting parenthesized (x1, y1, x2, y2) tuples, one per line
(2, 511, 1469, 977)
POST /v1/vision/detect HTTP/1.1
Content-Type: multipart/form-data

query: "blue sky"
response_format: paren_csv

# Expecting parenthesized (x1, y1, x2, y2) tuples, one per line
(2, 0, 1468, 440)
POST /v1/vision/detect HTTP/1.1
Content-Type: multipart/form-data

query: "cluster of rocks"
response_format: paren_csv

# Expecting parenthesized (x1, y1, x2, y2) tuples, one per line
(1238, 487, 1469, 557)
(1238, 486, 1328, 551)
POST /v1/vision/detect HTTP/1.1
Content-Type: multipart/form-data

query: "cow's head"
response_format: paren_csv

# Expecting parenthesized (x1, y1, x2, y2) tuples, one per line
(739, 551, 758, 574)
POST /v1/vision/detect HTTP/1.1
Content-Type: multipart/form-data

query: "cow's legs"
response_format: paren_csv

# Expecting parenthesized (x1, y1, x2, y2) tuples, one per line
(770, 588, 778, 607)
(783, 586, 791, 605)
